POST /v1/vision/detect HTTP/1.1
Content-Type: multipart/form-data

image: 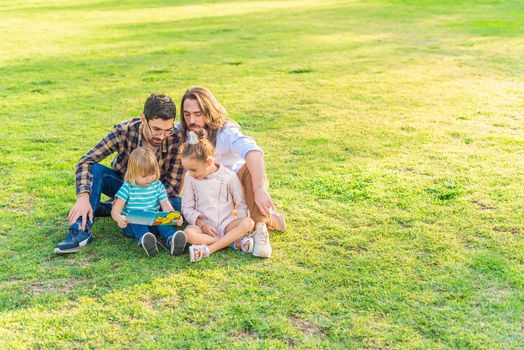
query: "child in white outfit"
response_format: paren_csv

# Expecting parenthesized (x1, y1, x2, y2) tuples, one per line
(181, 130, 255, 262)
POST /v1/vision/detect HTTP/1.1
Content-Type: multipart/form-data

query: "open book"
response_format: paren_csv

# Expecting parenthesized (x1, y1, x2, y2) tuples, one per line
(126, 210, 183, 226)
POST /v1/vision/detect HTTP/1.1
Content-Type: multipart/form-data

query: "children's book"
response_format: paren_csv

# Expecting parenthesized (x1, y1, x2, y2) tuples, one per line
(126, 210, 183, 226)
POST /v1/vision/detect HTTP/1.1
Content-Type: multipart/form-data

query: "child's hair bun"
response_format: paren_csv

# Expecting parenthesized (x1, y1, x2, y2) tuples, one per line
(194, 128, 207, 141)
(182, 128, 215, 160)
(187, 129, 207, 145)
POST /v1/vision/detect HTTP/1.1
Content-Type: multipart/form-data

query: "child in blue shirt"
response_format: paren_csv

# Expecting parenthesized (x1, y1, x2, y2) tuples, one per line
(111, 147, 186, 257)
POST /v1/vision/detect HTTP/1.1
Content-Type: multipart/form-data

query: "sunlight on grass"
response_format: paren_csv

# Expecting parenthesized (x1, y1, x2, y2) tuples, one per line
(0, 0, 341, 64)
(0, 0, 523, 348)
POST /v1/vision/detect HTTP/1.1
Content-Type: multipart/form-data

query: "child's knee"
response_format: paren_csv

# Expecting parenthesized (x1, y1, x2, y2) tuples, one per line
(184, 228, 199, 240)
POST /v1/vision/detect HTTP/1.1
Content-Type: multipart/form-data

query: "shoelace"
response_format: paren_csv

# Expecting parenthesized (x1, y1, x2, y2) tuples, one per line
(255, 230, 269, 244)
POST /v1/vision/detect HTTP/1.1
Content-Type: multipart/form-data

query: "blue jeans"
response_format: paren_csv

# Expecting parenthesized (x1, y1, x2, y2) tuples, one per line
(122, 223, 175, 243)
(73, 163, 181, 231)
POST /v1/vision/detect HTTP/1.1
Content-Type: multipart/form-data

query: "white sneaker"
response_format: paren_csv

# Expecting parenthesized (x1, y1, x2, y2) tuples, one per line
(252, 223, 272, 258)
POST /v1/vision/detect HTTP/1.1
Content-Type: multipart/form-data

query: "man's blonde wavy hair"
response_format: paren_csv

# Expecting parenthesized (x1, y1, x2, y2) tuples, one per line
(180, 86, 230, 146)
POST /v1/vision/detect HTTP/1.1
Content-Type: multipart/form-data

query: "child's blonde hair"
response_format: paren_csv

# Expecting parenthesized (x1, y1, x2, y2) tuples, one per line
(181, 129, 215, 162)
(124, 147, 160, 185)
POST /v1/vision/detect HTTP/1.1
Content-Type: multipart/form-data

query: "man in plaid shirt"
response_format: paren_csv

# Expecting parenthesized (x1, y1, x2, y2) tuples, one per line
(54, 93, 184, 254)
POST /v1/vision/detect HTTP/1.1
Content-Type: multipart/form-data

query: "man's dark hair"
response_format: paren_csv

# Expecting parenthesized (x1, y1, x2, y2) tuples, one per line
(143, 93, 176, 121)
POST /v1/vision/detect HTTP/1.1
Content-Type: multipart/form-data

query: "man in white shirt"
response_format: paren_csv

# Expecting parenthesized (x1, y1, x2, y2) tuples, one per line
(178, 86, 286, 258)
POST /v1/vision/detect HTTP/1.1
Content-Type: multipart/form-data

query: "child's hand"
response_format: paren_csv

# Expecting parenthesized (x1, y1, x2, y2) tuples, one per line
(118, 215, 128, 228)
(175, 217, 183, 226)
(202, 224, 218, 237)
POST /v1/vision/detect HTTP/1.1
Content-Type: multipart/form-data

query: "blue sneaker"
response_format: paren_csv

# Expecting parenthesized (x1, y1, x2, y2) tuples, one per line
(54, 223, 93, 254)
(167, 230, 187, 256)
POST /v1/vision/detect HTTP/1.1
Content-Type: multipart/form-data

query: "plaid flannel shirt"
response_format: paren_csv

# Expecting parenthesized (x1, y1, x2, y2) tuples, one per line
(75, 118, 184, 197)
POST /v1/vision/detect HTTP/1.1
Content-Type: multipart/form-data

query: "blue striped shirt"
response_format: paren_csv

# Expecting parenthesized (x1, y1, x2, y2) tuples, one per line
(115, 180, 168, 215)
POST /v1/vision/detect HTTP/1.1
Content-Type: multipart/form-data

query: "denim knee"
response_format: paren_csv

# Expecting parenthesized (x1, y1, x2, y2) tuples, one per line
(123, 224, 150, 242)
(91, 163, 111, 177)
(169, 196, 182, 212)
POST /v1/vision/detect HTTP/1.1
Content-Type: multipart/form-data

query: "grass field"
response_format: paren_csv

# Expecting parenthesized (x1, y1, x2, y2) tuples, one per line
(0, 0, 523, 348)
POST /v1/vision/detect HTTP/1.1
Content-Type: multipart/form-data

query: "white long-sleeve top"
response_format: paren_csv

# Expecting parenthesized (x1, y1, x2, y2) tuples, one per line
(182, 164, 248, 235)
(214, 122, 263, 173)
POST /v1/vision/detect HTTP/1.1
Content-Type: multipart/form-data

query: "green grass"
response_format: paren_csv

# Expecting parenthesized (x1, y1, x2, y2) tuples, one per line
(1, 0, 523, 348)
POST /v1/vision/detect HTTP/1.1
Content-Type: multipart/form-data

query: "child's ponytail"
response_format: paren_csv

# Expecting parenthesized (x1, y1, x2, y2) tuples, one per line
(181, 129, 215, 161)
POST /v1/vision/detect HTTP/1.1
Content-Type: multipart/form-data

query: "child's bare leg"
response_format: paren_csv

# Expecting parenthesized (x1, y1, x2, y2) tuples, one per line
(185, 226, 219, 245)
(208, 217, 254, 254)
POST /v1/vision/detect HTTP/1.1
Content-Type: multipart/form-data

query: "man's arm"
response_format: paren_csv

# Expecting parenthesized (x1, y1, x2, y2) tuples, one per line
(219, 124, 273, 216)
(75, 126, 121, 195)
(69, 126, 121, 230)
(245, 150, 275, 217)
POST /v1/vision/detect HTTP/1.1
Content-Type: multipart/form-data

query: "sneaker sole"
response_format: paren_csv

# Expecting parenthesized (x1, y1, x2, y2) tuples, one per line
(53, 236, 93, 254)
(170, 231, 187, 256)
(54, 246, 80, 254)
(142, 234, 158, 257)
(253, 250, 272, 258)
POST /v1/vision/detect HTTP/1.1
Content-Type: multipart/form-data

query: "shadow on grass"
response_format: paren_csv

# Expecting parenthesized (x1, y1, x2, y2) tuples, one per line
(0, 216, 264, 314)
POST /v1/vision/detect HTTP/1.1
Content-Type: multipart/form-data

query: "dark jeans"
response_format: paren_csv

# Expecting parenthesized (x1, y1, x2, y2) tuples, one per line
(73, 163, 181, 231)
(123, 223, 175, 244)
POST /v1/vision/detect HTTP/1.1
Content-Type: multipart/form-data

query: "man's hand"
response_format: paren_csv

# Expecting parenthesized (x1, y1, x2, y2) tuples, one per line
(117, 215, 128, 229)
(201, 224, 218, 237)
(254, 187, 275, 217)
(67, 193, 93, 231)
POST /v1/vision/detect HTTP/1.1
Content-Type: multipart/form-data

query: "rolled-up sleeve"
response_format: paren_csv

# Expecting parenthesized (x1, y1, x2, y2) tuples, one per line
(224, 125, 263, 160)
(75, 126, 120, 195)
